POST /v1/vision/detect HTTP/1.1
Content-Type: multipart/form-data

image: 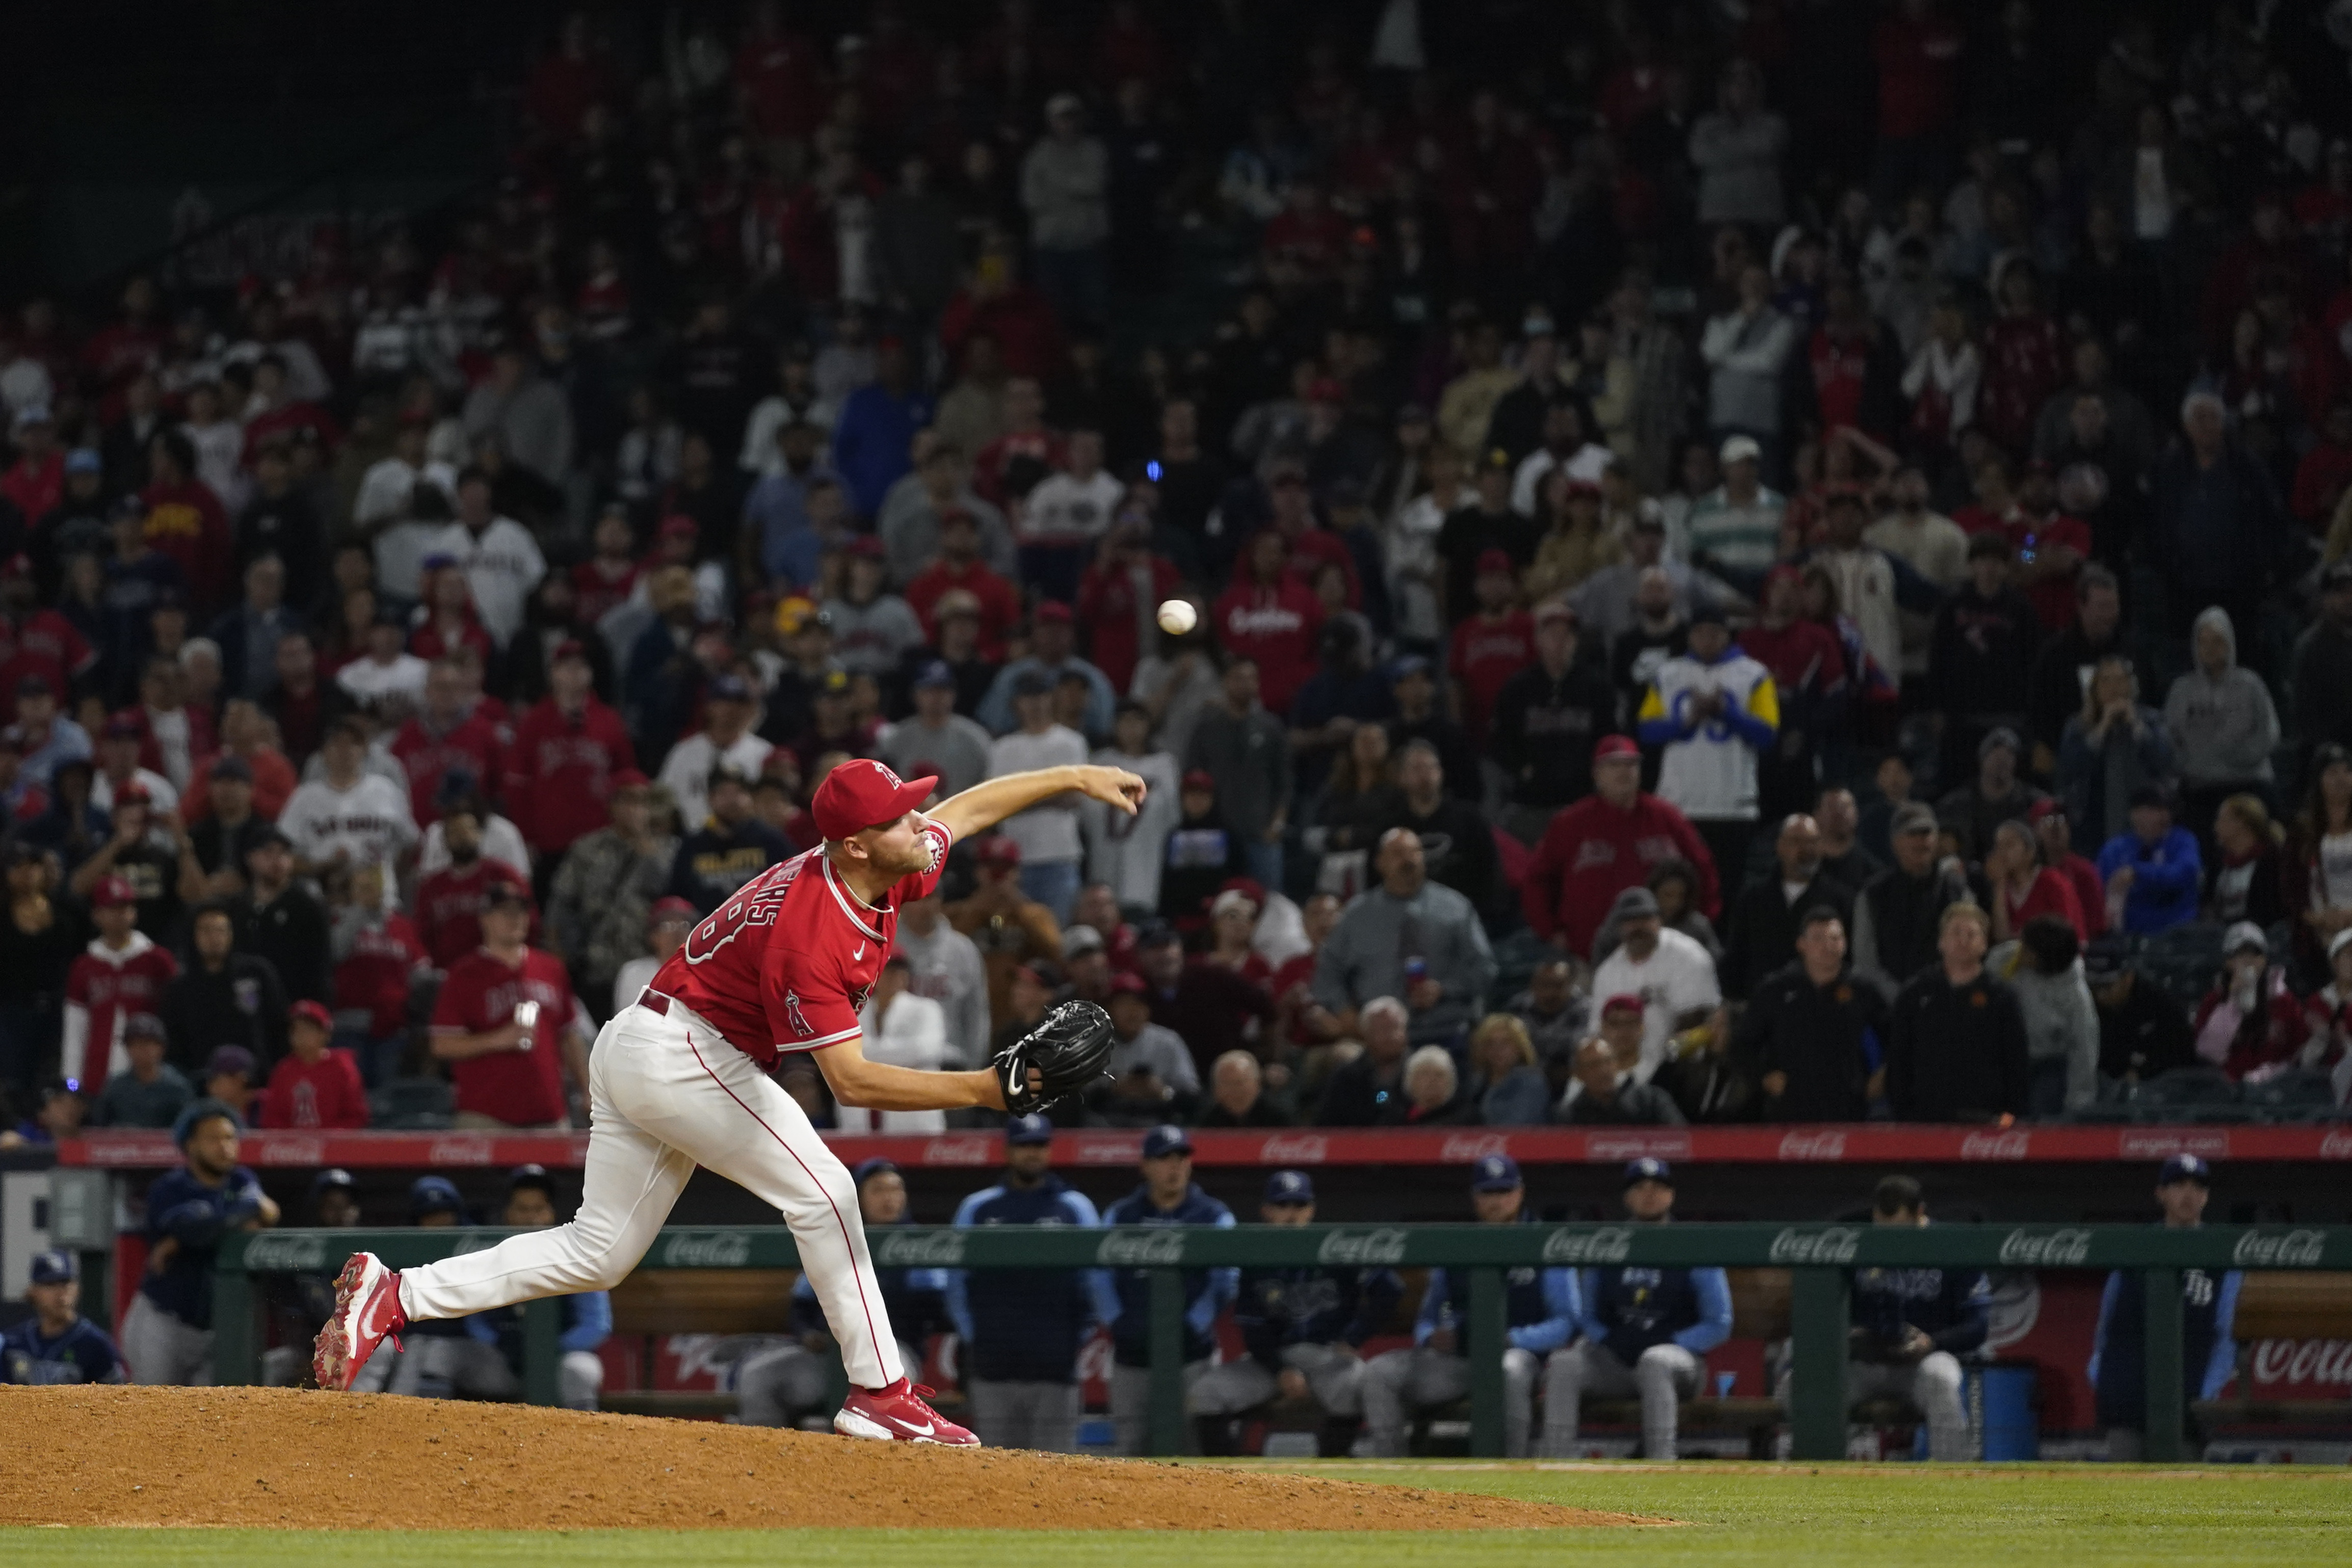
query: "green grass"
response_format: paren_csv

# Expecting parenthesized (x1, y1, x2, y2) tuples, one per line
(9, 1462, 2348, 1566)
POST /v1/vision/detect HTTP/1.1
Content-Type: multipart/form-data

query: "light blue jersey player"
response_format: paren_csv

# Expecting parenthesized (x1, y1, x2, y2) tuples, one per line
(1, 1250, 124, 1385)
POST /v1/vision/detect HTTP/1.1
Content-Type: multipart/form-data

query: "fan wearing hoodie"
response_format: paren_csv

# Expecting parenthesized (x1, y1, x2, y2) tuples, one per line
(2163, 607, 2280, 847)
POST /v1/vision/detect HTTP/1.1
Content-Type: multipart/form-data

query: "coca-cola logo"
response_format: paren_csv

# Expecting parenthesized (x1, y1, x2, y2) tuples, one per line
(428, 1135, 495, 1166)
(1960, 1131, 2031, 1160)
(1440, 1134, 1511, 1163)
(2118, 1130, 2230, 1159)
(920, 1135, 994, 1166)
(2319, 1130, 2352, 1161)
(241, 1233, 327, 1273)
(2252, 1339, 2352, 1389)
(1997, 1228, 2093, 1266)
(1768, 1227, 1860, 1264)
(1259, 1134, 1330, 1164)
(1585, 1133, 1690, 1162)
(1316, 1228, 1410, 1266)
(257, 1135, 327, 1166)
(1543, 1227, 1635, 1265)
(660, 1231, 752, 1268)
(2232, 1230, 2327, 1268)
(1074, 1135, 1143, 1165)
(875, 1231, 967, 1267)
(1777, 1131, 1847, 1161)
(1096, 1229, 1185, 1266)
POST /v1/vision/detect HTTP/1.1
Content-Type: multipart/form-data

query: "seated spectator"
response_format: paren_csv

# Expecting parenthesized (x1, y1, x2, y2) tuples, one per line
(1540, 1158, 1731, 1459)
(987, 671, 1090, 924)
(1, 1250, 124, 1386)
(1525, 736, 1720, 958)
(2056, 655, 2177, 854)
(1364, 739, 1500, 919)
(1737, 906, 1883, 1123)
(2096, 786, 2204, 937)
(1314, 997, 1409, 1127)
(1559, 1036, 1687, 1126)
(823, 539, 926, 680)
(1092, 971, 1201, 1125)
(1589, 887, 1723, 1079)
(2088, 1154, 2241, 1463)
(2001, 915, 2099, 1117)
(90, 1013, 190, 1129)
(1885, 903, 2029, 1123)
(2299, 931, 2352, 1092)
(1360, 1154, 1575, 1459)
(2292, 743, 2352, 970)
(257, 999, 368, 1129)
(1593, 857, 1725, 967)
(2029, 799, 2108, 940)
(1985, 817, 2086, 945)
(1312, 828, 1496, 1047)
(1386, 1044, 1476, 1126)
(1853, 802, 1987, 987)
(1509, 958, 1589, 1083)
(1194, 1049, 1291, 1128)
(1287, 620, 1393, 804)
(2206, 793, 2286, 929)
(2089, 944, 2198, 1087)
(655, 672, 772, 834)
(2190, 922, 2307, 1081)
(977, 602, 1115, 739)
(1934, 726, 2046, 866)
(2026, 567, 2128, 776)
(1467, 1015, 1551, 1127)
(1720, 813, 1857, 999)
(2164, 607, 2279, 845)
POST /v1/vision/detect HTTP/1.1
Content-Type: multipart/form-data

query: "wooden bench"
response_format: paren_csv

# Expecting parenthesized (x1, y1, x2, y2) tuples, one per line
(2192, 1272, 2352, 1434)
(596, 1268, 798, 1419)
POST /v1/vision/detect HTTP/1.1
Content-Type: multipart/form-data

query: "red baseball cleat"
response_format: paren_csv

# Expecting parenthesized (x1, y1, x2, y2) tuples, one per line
(833, 1378, 979, 1445)
(312, 1252, 406, 1392)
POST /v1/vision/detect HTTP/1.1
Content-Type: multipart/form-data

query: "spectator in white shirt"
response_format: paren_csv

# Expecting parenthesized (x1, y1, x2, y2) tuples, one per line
(1587, 886, 1724, 1081)
(354, 414, 459, 527)
(987, 670, 1090, 924)
(180, 381, 248, 515)
(894, 890, 991, 1070)
(335, 604, 431, 717)
(611, 895, 697, 1019)
(425, 469, 546, 648)
(1018, 428, 1122, 602)
(1085, 700, 1181, 913)
(278, 716, 420, 886)
(841, 958, 954, 1131)
(656, 672, 774, 831)
(1511, 401, 1615, 515)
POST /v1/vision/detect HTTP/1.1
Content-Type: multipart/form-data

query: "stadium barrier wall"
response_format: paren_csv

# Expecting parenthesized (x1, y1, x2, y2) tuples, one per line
(215, 1222, 2352, 1461)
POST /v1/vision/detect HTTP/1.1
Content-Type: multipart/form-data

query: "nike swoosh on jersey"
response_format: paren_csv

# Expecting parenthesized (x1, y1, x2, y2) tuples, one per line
(853, 943, 866, 960)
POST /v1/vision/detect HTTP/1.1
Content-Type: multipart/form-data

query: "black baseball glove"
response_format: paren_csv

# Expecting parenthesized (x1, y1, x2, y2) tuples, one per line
(994, 1000, 1115, 1115)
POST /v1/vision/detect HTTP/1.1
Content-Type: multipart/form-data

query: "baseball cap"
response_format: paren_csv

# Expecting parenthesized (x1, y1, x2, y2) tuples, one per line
(705, 672, 753, 704)
(1470, 1152, 1523, 1192)
(113, 781, 151, 808)
(408, 1175, 466, 1219)
(1034, 601, 1075, 625)
(610, 767, 650, 793)
(1608, 886, 1661, 922)
(1264, 1170, 1316, 1206)
(171, 1097, 240, 1146)
(480, 880, 533, 914)
(550, 637, 588, 666)
(14, 673, 52, 699)
(1181, 768, 1215, 792)
(2223, 920, 2268, 958)
(844, 536, 886, 561)
(2128, 783, 2173, 813)
(288, 999, 333, 1032)
(1686, 600, 1728, 630)
(29, 1248, 75, 1286)
(810, 759, 938, 842)
(913, 660, 956, 691)
(1475, 547, 1515, 578)
(122, 1014, 166, 1046)
(1005, 1113, 1055, 1146)
(2026, 797, 2065, 825)
(13, 403, 50, 429)
(1012, 669, 1056, 699)
(1534, 599, 1577, 627)
(649, 895, 698, 925)
(1892, 801, 1939, 837)
(1108, 970, 1149, 998)
(64, 448, 101, 476)
(507, 1162, 555, 1197)
(248, 824, 294, 853)
(210, 754, 254, 784)
(1623, 1156, 1674, 1188)
(2158, 1153, 2212, 1187)
(1977, 727, 2021, 762)
(1718, 434, 1761, 466)
(851, 1156, 899, 1188)
(310, 1167, 357, 1200)
(976, 834, 1023, 866)
(1966, 529, 2012, 561)
(1387, 653, 1433, 683)
(2331, 926, 2352, 963)
(1593, 734, 1640, 761)
(657, 514, 699, 542)
(204, 1045, 256, 1082)
(1061, 923, 1105, 958)
(1142, 1125, 1194, 1159)
(1599, 992, 1647, 1017)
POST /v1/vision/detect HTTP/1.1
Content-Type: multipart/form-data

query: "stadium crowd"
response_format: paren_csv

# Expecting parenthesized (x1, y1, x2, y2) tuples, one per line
(2, 0, 2351, 1160)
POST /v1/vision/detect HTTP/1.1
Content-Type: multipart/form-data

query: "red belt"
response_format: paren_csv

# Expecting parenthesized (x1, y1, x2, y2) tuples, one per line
(638, 989, 673, 1017)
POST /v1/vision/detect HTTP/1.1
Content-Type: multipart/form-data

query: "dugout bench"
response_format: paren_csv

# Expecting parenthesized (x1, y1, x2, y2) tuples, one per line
(214, 1222, 2352, 1461)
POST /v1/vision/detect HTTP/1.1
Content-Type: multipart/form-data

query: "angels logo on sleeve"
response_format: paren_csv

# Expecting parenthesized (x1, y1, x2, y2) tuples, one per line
(782, 990, 814, 1037)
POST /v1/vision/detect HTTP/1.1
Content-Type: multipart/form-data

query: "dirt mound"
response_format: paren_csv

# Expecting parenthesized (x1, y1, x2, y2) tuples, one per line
(0, 1387, 1640, 1531)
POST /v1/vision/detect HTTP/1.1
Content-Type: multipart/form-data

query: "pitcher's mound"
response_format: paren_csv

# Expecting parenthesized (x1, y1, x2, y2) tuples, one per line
(0, 1386, 1643, 1531)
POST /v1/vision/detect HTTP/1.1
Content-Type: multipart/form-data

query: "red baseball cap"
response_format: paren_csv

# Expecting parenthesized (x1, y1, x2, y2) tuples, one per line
(657, 514, 699, 541)
(1109, 971, 1149, 997)
(975, 834, 1023, 866)
(551, 638, 588, 665)
(1475, 547, 1515, 577)
(91, 875, 137, 909)
(289, 999, 333, 1031)
(114, 781, 151, 807)
(1034, 601, 1075, 624)
(1181, 768, 1215, 791)
(2026, 798, 2065, 824)
(1594, 735, 1640, 761)
(810, 759, 937, 842)
(1600, 992, 1646, 1016)
(610, 767, 650, 792)
(648, 895, 698, 923)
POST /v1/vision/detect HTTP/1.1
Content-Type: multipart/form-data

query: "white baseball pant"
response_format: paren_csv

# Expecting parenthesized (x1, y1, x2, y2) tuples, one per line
(394, 997, 904, 1390)
(1540, 1340, 1701, 1458)
(1772, 1352, 1971, 1460)
(1359, 1345, 1539, 1458)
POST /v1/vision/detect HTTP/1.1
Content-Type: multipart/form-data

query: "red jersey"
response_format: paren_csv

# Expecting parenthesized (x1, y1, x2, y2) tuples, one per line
(63, 934, 179, 1087)
(1447, 609, 1536, 745)
(390, 710, 506, 826)
(503, 696, 636, 853)
(0, 608, 95, 725)
(259, 1049, 369, 1129)
(1, 453, 62, 522)
(335, 912, 427, 1038)
(570, 557, 641, 629)
(408, 614, 494, 668)
(432, 946, 578, 1126)
(649, 817, 955, 1068)
(2003, 866, 2086, 943)
(905, 559, 1021, 661)
(1211, 578, 1324, 716)
(140, 479, 233, 613)
(1279, 526, 1362, 607)
(415, 857, 537, 969)
(1074, 554, 1183, 695)
(972, 428, 1067, 508)
(2007, 511, 2092, 632)
(1521, 792, 1721, 957)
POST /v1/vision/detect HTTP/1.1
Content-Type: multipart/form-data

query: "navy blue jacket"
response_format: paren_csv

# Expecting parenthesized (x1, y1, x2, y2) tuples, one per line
(1576, 1264, 1735, 1366)
(2090, 1259, 2240, 1422)
(1099, 1182, 1237, 1367)
(1849, 1252, 1991, 1360)
(139, 1164, 269, 1329)
(2, 1316, 123, 1384)
(1233, 1265, 1401, 1369)
(948, 1174, 1102, 1384)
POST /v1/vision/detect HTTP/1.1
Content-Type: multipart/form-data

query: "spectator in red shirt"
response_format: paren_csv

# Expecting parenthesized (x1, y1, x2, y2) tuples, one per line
(1074, 517, 1183, 696)
(260, 625, 330, 769)
(732, 0, 826, 142)
(938, 235, 1068, 382)
(1263, 461, 1360, 607)
(1870, 0, 1965, 202)
(570, 508, 642, 630)
(1984, 817, 2086, 945)
(0, 552, 96, 726)
(1446, 551, 1535, 746)
(1979, 261, 2068, 456)
(904, 510, 1021, 660)
(415, 796, 536, 970)
(390, 657, 506, 829)
(1523, 737, 1721, 956)
(1212, 530, 1324, 717)
(503, 639, 636, 860)
(429, 881, 589, 1130)
(2007, 461, 2092, 633)
(971, 377, 1065, 509)
(1, 405, 63, 523)
(138, 430, 233, 617)
(409, 556, 496, 669)
(258, 1000, 368, 1129)
(2028, 799, 2106, 940)
(528, 11, 621, 142)
(332, 862, 428, 1086)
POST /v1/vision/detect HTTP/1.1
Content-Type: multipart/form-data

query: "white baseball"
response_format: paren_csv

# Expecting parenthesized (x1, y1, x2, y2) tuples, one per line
(1156, 599, 1197, 636)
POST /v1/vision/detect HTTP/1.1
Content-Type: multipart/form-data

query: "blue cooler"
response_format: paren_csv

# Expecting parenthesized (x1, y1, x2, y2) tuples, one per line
(1974, 1363, 2039, 1461)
